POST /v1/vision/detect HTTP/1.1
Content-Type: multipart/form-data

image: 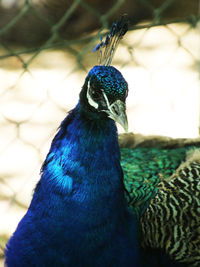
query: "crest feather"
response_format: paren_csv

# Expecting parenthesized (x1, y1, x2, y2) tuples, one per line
(93, 15, 129, 66)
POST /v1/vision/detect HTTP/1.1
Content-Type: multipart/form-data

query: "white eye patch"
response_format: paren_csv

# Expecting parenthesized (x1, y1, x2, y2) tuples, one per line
(86, 80, 99, 109)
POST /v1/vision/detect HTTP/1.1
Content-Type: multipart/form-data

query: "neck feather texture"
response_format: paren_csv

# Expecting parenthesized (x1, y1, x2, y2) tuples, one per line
(34, 103, 127, 222)
(6, 102, 141, 267)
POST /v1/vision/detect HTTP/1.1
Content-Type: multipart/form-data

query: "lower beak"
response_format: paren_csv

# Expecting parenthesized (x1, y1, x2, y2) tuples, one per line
(106, 100, 128, 132)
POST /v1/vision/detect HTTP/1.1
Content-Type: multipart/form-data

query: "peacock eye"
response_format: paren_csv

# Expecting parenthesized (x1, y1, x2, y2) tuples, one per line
(90, 88, 102, 100)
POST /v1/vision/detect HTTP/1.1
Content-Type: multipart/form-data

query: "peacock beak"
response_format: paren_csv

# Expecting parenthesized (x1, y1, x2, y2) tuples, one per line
(106, 99, 128, 132)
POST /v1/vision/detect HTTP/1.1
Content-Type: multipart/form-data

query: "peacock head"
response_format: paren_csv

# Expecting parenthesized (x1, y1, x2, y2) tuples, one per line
(80, 15, 129, 131)
(84, 65, 128, 131)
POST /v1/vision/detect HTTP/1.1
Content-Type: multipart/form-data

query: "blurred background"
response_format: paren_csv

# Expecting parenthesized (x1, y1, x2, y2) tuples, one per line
(0, 0, 200, 264)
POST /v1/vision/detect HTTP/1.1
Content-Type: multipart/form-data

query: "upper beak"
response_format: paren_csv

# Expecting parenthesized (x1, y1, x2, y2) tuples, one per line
(106, 100, 128, 132)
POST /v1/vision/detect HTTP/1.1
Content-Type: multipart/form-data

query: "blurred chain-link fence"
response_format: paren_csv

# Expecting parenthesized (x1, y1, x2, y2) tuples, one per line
(0, 0, 200, 263)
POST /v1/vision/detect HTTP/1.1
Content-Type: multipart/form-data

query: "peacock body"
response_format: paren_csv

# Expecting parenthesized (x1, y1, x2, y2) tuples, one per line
(119, 139, 200, 266)
(140, 149, 200, 266)
(121, 145, 200, 217)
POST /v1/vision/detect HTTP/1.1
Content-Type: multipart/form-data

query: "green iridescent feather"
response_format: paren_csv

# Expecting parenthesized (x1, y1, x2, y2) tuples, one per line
(120, 146, 199, 217)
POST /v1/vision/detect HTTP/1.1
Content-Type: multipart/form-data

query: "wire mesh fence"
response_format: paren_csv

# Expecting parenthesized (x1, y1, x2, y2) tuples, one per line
(0, 0, 200, 263)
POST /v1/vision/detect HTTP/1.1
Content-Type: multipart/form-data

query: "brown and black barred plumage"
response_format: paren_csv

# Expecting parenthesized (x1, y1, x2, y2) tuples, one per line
(140, 149, 200, 266)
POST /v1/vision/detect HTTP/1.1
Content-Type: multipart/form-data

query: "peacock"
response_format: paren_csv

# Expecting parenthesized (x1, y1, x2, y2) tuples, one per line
(5, 16, 141, 267)
(5, 15, 200, 266)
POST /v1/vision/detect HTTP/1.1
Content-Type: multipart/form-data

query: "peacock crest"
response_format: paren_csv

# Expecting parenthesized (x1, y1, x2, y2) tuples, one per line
(93, 15, 128, 66)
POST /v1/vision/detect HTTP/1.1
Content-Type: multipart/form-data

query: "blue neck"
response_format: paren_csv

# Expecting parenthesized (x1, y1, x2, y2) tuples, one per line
(37, 103, 126, 222)
(17, 102, 141, 266)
